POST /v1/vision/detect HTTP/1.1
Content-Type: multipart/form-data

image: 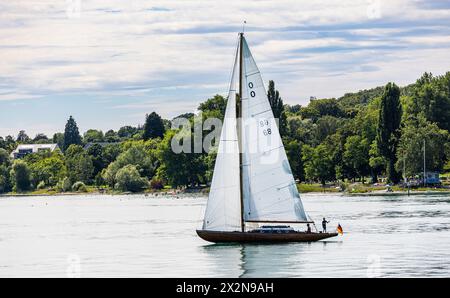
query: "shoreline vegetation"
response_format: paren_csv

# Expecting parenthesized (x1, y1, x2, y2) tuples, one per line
(1, 73, 450, 197)
(1, 182, 449, 198)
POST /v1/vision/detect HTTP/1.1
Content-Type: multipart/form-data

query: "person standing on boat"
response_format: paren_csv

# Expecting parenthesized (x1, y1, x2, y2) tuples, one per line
(306, 224, 311, 233)
(322, 218, 330, 233)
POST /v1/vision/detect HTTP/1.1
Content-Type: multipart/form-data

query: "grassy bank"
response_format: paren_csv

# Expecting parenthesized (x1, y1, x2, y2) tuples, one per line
(297, 183, 340, 193)
(0, 185, 208, 197)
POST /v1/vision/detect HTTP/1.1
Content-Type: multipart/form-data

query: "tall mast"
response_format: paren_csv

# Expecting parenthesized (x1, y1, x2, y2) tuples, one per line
(237, 32, 245, 232)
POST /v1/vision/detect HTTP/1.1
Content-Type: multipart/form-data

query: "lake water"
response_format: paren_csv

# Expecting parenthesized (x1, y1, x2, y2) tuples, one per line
(0, 193, 449, 278)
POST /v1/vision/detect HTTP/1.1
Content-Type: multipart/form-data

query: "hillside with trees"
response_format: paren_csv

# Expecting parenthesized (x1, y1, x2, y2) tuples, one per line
(1, 71, 449, 194)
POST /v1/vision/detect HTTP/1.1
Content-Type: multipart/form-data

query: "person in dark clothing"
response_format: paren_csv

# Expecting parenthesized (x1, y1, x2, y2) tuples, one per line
(306, 223, 311, 233)
(322, 218, 329, 233)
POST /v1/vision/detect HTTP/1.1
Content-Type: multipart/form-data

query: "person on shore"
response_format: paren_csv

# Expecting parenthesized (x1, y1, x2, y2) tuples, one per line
(322, 218, 329, 233)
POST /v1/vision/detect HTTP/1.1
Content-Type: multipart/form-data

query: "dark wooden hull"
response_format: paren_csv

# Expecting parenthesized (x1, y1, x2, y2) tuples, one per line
(197, 230, 338, 243)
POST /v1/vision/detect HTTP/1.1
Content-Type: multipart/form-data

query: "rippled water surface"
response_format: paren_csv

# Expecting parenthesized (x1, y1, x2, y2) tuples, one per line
(1, 193, 449, 277)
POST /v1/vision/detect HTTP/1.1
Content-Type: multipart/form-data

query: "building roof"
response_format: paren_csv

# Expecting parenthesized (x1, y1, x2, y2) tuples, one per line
(10, 144, 59, 158)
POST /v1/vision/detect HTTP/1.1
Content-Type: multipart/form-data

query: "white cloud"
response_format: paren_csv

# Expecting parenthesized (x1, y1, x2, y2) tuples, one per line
(0, 0, 449, 135)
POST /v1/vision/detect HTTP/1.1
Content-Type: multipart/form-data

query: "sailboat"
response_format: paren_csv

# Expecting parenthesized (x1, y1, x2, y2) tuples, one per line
(197, 33, 338, 243)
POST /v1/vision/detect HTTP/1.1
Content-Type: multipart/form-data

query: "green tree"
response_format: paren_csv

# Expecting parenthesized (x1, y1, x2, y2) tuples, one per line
(198, 95, 227, 119)
(0, 148, 10, 166)
(65, 145, 94, 184)
(10, 160, 31, 192)
(0, 136, 17, 152)
(286, 116, 316, 145)
(408, 72, 450, 131)
(102, 140, 158, 187)
(377, 83, 402, 183)
(300, 98, 344, 122)
(284, 139, 304, 181)
(343, 135, 370, 182)
(27, 151, 66, 187)
(0, 165, 11, 193)
(86, 144, 107, 178)
(157, 130, 207, 188)
(0, 148, 11, 193)
(115, 165, 149, 192)
(33, 133, 50, 144)
(267, 80, 287, 136)
(302, 144, 335, 185)
(369, 140, 385, 183)
(104, 130, 120, 142)
(313, 116, 342, 145)
(63, 116, 82, 151)
(396, 115, 449, 177)
(17, 130, 30, 143)
(143, 112, 165, 140)
(52, 133, 64, 150)
(118, 126, 139, 139)
(83, 129, 104, 143)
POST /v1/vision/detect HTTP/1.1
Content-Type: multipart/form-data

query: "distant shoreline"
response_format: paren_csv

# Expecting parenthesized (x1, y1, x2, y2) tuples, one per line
(1, 189, 450, 198)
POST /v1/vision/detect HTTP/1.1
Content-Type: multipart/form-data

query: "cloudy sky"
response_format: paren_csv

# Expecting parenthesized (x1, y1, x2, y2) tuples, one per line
(0, 0, 449, 137)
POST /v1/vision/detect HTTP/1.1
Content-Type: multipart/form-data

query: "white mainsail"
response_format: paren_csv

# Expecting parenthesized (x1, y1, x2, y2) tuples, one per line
(240, 36, 309, 223)
(202, 44, 242, 231)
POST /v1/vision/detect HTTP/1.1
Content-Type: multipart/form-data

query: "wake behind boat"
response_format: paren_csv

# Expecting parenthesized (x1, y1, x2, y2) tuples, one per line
(197, 33, 338, 243)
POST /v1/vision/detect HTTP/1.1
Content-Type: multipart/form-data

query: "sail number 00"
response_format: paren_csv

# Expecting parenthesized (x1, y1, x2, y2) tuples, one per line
(248, 82, 256, 98)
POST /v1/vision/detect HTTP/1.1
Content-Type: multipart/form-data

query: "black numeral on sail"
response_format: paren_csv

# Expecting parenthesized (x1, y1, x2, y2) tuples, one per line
(260, 119, 271, 136)
(263, 128, 272, 136)
(248, 82, 255, 97)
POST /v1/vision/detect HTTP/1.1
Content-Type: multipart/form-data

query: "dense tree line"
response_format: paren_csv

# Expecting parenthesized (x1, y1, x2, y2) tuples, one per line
(1, 72, 449, 193)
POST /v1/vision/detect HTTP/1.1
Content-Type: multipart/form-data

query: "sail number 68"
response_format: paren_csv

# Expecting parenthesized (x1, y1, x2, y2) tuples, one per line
(260, 119, 271, 136)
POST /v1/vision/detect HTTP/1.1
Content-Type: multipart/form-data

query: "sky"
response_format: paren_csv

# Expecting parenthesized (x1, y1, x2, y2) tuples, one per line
(0, 0, 449, 138)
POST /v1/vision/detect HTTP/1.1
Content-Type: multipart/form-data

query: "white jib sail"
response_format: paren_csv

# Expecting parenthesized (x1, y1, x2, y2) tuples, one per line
(240, 36, 309, 223)
(202, 43, 241, 231)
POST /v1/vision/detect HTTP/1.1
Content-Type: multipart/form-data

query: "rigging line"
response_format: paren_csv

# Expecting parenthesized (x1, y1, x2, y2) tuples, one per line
(251, 109, 271, 117)
(276, 182, 296, 191)
(246, 70, 260, 77)
(249, 179, 294, 196)
(224, 35, 240, 96)
(258, 145, 285, 157)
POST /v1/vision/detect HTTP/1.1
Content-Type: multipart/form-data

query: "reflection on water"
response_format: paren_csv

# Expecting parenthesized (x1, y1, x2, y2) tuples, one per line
(0, 193, 449, 277)
(202, 240, 344, 278)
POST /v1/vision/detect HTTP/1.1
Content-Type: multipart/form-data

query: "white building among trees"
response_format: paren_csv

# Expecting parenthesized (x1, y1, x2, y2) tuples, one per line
(10, 144, 59, 159)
